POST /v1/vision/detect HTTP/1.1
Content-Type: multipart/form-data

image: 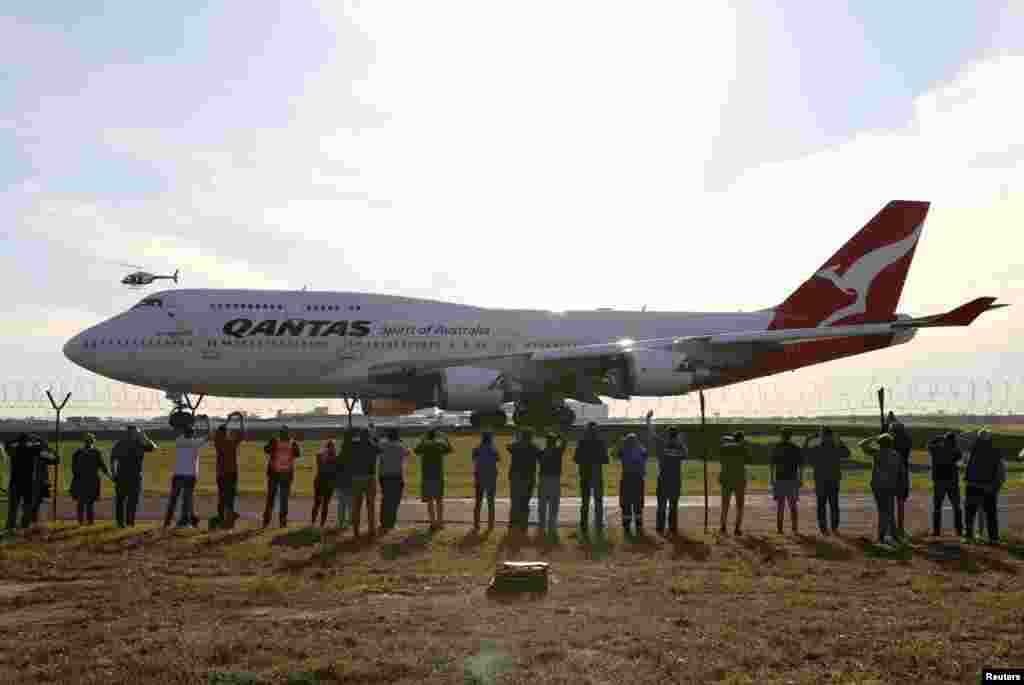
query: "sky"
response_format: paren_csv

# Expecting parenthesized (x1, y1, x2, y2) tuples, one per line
(2, 1, 1023, 418)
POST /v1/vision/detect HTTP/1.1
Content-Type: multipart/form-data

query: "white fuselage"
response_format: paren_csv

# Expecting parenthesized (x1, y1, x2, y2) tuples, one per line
(63, 289, 777, 399)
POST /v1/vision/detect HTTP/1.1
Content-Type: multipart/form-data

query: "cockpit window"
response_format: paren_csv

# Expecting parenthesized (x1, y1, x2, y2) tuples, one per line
(132, 297, 164, 309)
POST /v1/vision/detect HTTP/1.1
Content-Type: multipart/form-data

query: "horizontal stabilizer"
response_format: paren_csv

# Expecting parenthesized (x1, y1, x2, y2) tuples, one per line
(894, 297, 1006, 328)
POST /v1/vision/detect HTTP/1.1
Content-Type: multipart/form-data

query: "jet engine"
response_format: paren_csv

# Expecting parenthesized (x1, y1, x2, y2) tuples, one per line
(434, 366, 506, 411)
(361, 398, 420, 417)
(605, 350, 720, 397)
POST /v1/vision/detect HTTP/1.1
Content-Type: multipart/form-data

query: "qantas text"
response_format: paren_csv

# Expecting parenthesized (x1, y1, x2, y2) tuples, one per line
(223, 318, 372, 339)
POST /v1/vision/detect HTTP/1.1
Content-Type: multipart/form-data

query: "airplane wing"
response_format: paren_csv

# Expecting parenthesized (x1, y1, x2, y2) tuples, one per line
(366, 297, 1005, 381)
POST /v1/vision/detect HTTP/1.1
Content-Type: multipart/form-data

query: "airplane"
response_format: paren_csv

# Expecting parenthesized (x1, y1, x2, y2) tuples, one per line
(64, 201, 1006, 430)
(121, 266, 179, 288)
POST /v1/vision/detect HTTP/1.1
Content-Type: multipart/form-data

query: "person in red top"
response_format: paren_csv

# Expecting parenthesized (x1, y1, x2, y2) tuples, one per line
(214, 412, 245, 528)
(262, 426, 302, 528)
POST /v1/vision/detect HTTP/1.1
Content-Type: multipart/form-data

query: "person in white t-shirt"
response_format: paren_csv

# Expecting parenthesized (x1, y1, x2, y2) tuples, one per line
(164, 425, 211, 528)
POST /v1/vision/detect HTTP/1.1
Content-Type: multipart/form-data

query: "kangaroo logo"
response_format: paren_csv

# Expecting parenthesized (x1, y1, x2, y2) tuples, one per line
(814, 222, 924, 327)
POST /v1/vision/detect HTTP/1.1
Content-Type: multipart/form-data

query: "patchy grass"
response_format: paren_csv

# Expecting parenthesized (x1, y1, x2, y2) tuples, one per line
(0, 514, 1020, 684)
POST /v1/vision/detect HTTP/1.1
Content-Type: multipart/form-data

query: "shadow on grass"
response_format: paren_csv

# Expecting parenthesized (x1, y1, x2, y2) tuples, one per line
(379, 528, 435, 561)
(795, 534, 855, 562)
(737, 534, 790, 563)
(668, 532, 711, 562)
(270, 527, 323, 548)
(279, 535, 375, 573)
(572, 529, 615, 561)
(193, 528, 266, 550)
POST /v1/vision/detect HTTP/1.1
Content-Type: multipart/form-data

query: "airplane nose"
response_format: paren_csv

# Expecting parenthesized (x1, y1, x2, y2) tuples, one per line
(63, 333, 83, 366)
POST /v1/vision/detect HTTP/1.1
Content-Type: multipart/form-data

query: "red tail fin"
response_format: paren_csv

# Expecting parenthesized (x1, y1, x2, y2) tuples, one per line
(769, 200, 930, 329)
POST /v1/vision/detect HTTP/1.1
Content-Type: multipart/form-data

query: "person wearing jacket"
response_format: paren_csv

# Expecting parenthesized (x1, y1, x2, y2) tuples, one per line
(538, 433, 567, 538)
(646, 412, 687, 535)
(110, 425, 156, 528)
(311, 438, 338, 527)
(507, 430, 542, 533)
(573, 422, 608, 533)
(803, 427, 848, 535)
(262, 426, 302, 528)
(617, 432, 648, 535)
(214, 413, 245, 528)
(415, 429, 453, 530)
(378, 428, 409, 531)
(887, 418, 913, 535)
(719, 431, 749, 536)
(70, 434, 111, 525)
(859, 433, 906, 544)
(472, 432, 500, 530)
(4, 433, 56, 530)
(963, 429, 1005, 544)
(927, 432, 963, 537)
(350, 428, 381, 537)
(770, 429, 804, 535)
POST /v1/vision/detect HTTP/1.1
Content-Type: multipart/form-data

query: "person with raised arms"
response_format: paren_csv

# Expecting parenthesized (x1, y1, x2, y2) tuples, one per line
(70, 433, 111, 526)
(415, 429, 453, 531)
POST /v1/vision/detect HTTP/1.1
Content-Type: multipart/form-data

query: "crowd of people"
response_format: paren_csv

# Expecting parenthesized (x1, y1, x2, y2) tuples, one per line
(0, 411, 1012, 545)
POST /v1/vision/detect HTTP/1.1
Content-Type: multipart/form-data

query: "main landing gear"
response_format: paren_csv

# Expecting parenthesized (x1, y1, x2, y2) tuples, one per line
(469, 410, 508, 429)
(512, 399, 576, 430)
(167, 391, 209, 432)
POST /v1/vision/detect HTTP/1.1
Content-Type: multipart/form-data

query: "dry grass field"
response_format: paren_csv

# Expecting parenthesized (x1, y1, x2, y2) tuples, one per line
(0, 512, 1021, 684)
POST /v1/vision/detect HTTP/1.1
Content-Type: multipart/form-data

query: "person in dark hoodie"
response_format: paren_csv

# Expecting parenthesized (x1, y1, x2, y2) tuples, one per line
(110, 425, 156, 528)
(4, 433, 56, 530)
(573, 422, 608, 533)
(770, 428, 804, 535)
(70, 434, 111, 525)
(963, 429, 1005, 544)
(507, 430, 542, 533)
(646, 412, 687, 536)
(378, 428, 409, 531)
(538, 433, 568, 538)
(859, 433, 905, 544)
(311, 438, 338, 527)
(927, 432, 963, 537)
(803, 427, 848, 535)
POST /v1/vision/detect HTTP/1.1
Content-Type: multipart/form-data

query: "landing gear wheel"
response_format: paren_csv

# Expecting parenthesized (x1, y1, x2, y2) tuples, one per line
(167, 393, 206, 431)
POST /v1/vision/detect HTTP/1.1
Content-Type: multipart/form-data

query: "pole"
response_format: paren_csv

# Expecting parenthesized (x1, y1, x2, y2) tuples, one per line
(343, 397, 357, 429)
(700, 389, 708, 533)
(877, 387, 885, 433)
(46, 390, 71, 523)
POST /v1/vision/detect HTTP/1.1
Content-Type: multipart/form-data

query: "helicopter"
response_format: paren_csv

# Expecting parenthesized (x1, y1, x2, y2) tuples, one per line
(120, 265, 179, 288)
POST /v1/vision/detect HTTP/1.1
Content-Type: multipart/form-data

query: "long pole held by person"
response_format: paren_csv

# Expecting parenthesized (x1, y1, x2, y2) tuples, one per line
(46, 390, 72, 522)
(877, 387, 885, 433)
(700, 389, 708, 533)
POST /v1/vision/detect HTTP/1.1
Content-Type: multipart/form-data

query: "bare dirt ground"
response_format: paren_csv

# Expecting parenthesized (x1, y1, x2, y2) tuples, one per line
(1, 493, 1022, 685)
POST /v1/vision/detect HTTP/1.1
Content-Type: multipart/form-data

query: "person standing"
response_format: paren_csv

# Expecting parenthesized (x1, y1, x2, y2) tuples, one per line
(378, 428, 408, 531)
(70, 434, 111, 525)
(311, 438, 338, 527)
(415, 429, 452, 530)
(770, 428, 803, 535)
(646, 412, 687, 536)
(472, 432, 499, 531)
(803, 427, 848, 535)
(719, 431, 749, 535)
(263, 426, 301, 528)
(963, 429, 1005, 544)
(214, 413, 245, 528)
(507, 430, 542, 533)
(573, 422, 607, 533)
(927, 432, 963, 537)
(350, 428, 381, 537)
(110, 426, 157, 528)
(4, 434, 55, 530)
(335, 430, 354, 530)
(887, 418, 913, 536)
(164, 425, 210, 528)
(617, 432, 648, 535)
(538, 433, 567, 538)
(859, 433, 905, 544)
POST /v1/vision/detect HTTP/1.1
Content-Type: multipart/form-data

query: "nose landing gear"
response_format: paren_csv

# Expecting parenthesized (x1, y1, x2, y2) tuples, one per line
(167, 391, 208, 431)
(512, 399, 576, 429)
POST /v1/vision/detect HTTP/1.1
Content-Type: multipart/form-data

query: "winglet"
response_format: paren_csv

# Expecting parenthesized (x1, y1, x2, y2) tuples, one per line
(895, 297, 1006, 328)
